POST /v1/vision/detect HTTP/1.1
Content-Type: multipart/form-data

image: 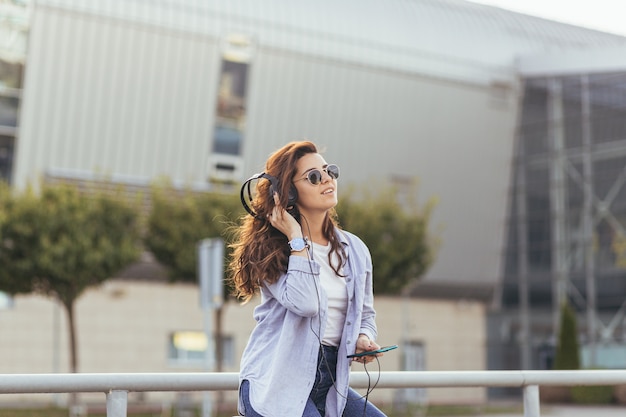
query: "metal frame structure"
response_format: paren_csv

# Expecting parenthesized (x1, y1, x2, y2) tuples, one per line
(504, 69, 626, 371)
(2, 370, 626, 417)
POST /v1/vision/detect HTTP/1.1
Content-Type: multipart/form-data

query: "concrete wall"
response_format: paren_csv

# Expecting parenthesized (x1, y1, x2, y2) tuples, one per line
(0, 279, 486, 408)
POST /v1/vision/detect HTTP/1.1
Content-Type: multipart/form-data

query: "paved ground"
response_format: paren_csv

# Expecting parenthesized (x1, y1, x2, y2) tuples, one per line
(486, 404, 626, 416)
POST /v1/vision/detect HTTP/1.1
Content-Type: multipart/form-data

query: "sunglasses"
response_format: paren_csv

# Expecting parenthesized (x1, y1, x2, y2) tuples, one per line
(295, 164, 340, 185)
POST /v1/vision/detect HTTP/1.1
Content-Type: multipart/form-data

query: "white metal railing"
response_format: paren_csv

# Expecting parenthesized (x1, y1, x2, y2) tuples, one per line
(2, 370, 626, 417)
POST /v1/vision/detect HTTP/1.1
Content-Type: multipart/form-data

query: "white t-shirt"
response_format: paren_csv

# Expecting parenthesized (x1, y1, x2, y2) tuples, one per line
(313, 242, 347, 346)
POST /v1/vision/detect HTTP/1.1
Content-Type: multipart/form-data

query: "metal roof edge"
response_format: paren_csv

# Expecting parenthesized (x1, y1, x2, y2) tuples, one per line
(517, 45, 626, 77)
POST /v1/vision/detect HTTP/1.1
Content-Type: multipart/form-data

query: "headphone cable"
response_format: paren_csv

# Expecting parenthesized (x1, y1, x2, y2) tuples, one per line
(300, 214, 379, 416)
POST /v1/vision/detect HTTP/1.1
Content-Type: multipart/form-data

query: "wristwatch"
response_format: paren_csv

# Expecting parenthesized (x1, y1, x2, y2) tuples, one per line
(288, 237, 309, 252)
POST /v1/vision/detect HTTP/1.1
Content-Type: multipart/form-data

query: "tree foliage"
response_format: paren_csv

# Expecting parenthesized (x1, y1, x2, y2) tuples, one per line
(144, 185, 243, 283)
(0, 182, 143, 372)
(0, 181, 7, 224)
(145, 180, 437, 296)
(553, 301, 581, 370)
(336, 181, 437, 295)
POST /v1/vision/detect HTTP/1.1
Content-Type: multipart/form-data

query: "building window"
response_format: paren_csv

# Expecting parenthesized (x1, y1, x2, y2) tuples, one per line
(0, 1, 27, 186)
(214, 59, 248, 156)
(208, 34, 254, 182)
(0, 80, 21, 185)
(0, 291, 13, 310)
(0, 134, 14, 183)
(394, 340, 426, 406)
(168, 331, 234, 368)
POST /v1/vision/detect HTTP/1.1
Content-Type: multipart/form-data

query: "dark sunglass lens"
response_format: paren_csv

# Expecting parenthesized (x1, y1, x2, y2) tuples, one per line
(327, 164, 339, 179)
(308, 170, 323, 185)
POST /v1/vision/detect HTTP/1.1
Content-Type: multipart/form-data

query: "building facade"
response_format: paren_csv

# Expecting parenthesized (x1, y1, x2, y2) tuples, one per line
(493, 48, 626, 377)
(3, 0, 626, 403)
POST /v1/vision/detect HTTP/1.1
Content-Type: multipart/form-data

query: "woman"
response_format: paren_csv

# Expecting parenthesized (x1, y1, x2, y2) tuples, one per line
(229, 141, 387, 417)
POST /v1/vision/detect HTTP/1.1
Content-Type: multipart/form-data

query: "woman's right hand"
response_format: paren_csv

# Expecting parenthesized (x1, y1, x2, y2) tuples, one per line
(266, 193, 305, 246)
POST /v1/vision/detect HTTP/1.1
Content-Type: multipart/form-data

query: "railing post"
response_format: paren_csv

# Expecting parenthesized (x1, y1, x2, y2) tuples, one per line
(106, 390, 128, 417)
(523, 385, 540, 417)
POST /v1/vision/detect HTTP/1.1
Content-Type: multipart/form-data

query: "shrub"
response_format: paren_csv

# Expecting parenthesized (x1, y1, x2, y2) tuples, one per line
(571, 385, 614, 404)
(553, 301, 580, 370)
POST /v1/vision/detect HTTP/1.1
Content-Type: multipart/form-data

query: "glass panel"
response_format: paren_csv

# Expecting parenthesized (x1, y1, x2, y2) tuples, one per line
(0, 134, 14, 183)
(208, 34, 253, 181)
(526, 167, 551, 272)
(0, 10, 25, 187)
(562, 76, 583, 150)
(0, 60, 24, 89)
(582, 344, 626, 369)
(395, 341, 426, 406)
(589, 73, 626, 145)
(502, 183, 518, 277)
(167, 331, 234, 368)
(504, 72, 626, 308)
(594, 156, 626, 201)
(168, 331, 207, 365)
(213, 123, 242, 155)
(0, 95, 18, 127)
(520, 79, 549, 157)
(212, 57, 250, 156)
(0, 291, 13, 309)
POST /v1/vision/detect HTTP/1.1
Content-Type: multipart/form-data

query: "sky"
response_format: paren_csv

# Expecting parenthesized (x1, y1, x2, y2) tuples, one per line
(467, 0, 626, 37)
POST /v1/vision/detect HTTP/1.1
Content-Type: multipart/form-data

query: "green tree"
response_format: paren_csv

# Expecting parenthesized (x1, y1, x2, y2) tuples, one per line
(144, 185, 243, 282)
(554, 301, 581, 370)
(0, 181, 9, 250)
(144, 184, 243, 388)
(145, 181, 436, 296)
(0, 183, 142, 372)
(336, 181, 437, 294)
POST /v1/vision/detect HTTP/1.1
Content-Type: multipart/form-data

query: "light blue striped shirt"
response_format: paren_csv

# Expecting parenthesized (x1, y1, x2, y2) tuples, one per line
(238, 230, 378, 417)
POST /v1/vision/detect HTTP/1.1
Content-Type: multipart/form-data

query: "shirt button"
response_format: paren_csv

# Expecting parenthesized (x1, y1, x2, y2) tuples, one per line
(347, 321, 352, 325)
(347, 340, 351, 344)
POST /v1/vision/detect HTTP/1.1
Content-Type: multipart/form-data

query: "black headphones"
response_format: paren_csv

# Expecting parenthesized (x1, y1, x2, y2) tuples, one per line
(240, 172, 298, 218)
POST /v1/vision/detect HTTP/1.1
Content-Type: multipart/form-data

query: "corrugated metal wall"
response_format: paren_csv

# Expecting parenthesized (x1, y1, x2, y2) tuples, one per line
(14, 2, 517, 285)
(241, 45, 516, 284)
(16, 6, 220, 187)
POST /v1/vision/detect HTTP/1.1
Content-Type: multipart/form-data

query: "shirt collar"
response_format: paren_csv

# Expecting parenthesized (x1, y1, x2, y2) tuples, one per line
(336, 229, 350, 247)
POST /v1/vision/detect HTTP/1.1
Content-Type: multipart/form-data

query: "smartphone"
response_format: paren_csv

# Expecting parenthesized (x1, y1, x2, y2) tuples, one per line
(347, 344, 398, 358)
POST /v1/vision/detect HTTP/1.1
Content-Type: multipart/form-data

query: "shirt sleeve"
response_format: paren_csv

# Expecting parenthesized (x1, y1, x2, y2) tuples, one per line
(263, 255, 322, 317)
(359, 269, 378, 341)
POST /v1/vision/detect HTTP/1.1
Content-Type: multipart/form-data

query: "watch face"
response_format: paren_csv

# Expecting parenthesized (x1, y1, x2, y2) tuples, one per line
(290, 238, 306, 251)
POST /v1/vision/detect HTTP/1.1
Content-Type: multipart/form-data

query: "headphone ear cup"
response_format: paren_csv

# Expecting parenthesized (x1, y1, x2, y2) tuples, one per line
(268, 182, 277, 200)
(287, 184, 298, 207)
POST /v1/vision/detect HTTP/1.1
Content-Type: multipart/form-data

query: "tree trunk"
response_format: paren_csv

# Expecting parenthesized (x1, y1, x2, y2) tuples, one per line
(215, 306, 224, 410)
(215, 306, 223, 372)
(63, 300, 78, 373)
(62, 300, 79, 410)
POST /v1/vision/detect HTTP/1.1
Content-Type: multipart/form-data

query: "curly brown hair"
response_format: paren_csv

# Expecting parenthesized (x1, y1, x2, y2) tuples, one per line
(228, 141, 345, 302)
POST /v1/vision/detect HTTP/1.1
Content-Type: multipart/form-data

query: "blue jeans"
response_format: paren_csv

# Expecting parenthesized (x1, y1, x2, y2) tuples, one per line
(240, 379, 321, 416)
(309, 345, 339, 415)
(240, 345, 386, 417)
